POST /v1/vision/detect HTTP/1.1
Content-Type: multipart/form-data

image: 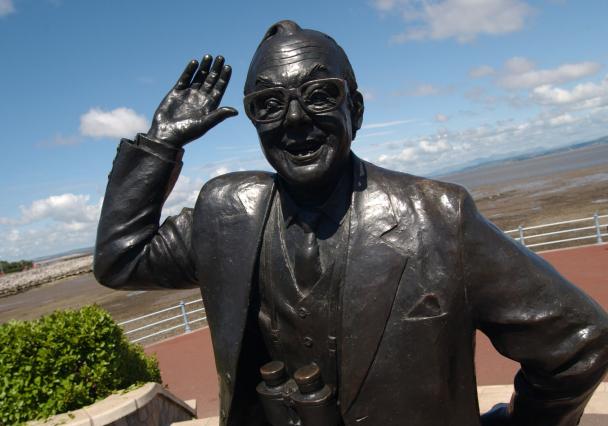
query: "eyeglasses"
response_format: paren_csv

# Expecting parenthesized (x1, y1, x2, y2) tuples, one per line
(243, 78, 348, 124)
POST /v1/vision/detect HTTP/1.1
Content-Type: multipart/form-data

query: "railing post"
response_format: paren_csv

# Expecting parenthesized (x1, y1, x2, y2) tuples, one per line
(179, 300, 191, 333)
(518, 224, 526, 246)
(594, 212, 603, 244)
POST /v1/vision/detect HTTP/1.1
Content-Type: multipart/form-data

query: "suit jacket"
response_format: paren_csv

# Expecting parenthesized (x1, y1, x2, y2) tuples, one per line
(95, 137, 608, 426)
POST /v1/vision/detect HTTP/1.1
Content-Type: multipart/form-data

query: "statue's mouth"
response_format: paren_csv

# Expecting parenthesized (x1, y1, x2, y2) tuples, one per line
(284, 139, 324, 163)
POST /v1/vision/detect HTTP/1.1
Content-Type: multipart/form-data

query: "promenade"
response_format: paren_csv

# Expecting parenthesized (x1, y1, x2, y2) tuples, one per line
(145, 243, 608, 419)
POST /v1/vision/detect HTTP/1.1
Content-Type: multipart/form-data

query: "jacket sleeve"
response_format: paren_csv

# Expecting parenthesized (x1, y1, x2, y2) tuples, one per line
(93, 134, 198, 290)
(459, 190, 608, 426)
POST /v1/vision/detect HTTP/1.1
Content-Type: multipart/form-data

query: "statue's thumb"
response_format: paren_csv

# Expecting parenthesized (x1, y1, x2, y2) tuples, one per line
(208, 107, 238, 126)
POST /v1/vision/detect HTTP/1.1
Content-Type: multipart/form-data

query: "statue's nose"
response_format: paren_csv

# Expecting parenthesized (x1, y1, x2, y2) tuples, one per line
(284, 99, 311, 127)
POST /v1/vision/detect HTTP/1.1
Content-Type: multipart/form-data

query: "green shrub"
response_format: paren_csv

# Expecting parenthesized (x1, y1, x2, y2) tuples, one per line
(0, 260, 33, 274)
(0, 305, 160, 425)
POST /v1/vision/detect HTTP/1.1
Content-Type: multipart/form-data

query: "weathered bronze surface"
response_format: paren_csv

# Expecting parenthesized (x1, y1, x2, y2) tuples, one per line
(94, 21, 608, 426)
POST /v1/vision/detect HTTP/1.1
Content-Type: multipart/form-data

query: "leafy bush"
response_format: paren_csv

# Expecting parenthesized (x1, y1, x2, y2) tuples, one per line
(0, 260, 33, 274)
(0, 305, 160, 425)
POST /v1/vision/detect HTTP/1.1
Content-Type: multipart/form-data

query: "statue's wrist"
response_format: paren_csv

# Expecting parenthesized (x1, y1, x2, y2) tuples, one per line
(137, 133, 184, 162)
(145, 125, 182, 148)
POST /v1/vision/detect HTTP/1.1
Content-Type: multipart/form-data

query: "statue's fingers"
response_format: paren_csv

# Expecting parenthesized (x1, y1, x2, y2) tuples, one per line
(202, 56, 225, 93)
(191, 54, 213, 89)
(174, 60, 199, 90)
(206, 107, 238, 127)
(210, 65, 232, 104)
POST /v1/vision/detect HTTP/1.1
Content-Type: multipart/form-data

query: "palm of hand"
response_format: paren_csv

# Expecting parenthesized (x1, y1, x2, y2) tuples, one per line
(148, 55, 237, 147)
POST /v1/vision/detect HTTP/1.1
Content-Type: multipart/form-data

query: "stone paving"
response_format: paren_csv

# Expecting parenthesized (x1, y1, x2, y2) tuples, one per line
(183, 384, 608, 425)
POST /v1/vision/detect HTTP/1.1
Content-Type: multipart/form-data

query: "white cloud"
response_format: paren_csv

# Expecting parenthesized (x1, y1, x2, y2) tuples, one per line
(531, 75, 608, 106)
(0, 0, 15, 17)
(0, 222, 98, 260)
(6, 229, 19, 242)
(379, 146, 418, 164)
(0, 193, 103, 259)
(38, 107, 148, 148)
(465, 87, 499, 106)
(409, 84, 441, 96)
(498, 57, 601, 89)
(360, 105, 608, 176)
(434, 113, 449, 122)
(80, 107, 149, 139)
(162, 175, 205, 217)
(392, 84, 453, 97)
(356, 130, 394, 140)
(375, 0, 533, 43)
(504, 56, 535, 74)
(212, 167, 231, 177)
(420, 139, 451, 153)
(14, 194, 102, 225)
(469, 65, 495, 78)
(362, 119, 415, 130)
(373, 0, 397, 11)
(0, 177, 211, 259)
(547, 113, 578, 127)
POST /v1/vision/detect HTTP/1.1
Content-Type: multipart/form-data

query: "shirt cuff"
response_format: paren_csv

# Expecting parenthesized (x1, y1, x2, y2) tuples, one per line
(135, 133, 184, 162)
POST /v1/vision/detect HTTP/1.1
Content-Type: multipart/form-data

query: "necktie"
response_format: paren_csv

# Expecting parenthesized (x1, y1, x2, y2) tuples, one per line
(294, 210, 322, 291)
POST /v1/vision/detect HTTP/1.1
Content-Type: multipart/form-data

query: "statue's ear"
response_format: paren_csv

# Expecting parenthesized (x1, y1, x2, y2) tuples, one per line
(350, 91, 364, 139)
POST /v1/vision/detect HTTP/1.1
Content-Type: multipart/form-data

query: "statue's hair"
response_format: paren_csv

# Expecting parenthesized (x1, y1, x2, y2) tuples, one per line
(260, 19, 303, 41)
(252, 20, 358, 95)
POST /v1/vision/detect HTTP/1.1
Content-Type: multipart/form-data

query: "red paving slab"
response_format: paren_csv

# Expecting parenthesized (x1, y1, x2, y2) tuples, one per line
(540, 244, 608, 306)
(145, 327, 218, 418)
(146, 243, 608, 415)
(475, 243, 608, 385)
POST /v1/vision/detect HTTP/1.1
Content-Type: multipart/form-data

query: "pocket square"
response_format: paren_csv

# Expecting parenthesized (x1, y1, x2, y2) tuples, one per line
(406, 293, 443, 318)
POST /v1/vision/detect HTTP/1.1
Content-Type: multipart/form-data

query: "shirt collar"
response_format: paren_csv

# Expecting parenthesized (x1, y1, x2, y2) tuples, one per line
(278, 161, 353, 228)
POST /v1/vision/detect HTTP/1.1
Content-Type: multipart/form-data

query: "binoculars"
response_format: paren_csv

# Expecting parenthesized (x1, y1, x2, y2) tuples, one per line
(256, 361, 341, 426)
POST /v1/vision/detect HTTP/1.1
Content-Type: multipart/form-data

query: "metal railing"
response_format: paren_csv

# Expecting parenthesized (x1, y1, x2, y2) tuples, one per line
(504, 211, 608, 250)
(118, 299, 205, 344)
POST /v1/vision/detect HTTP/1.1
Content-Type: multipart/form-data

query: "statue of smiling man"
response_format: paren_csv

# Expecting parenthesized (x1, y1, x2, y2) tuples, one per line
(95, 21, 608, 426)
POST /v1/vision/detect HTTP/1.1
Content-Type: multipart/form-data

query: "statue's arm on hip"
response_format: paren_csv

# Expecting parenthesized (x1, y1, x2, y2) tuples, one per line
(457, 191, 608, 426)
(94, 56, 237, 290)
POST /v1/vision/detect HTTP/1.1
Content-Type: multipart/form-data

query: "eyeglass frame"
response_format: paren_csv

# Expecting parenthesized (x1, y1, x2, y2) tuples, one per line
(243, 77, 349, 124)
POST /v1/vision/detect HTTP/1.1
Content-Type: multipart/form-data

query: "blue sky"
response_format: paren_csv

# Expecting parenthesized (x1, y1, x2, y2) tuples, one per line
(1, 0, 607, 260)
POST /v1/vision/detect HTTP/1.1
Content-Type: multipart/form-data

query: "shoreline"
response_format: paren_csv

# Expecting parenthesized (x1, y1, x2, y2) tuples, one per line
(0, 255, 93, 299)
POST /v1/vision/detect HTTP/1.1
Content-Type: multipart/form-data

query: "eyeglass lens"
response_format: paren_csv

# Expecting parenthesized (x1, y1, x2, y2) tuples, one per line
(246, 79, 344, 122)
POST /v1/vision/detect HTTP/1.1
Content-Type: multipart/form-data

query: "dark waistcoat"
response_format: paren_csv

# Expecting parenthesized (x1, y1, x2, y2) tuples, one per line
(258, 190, 350, 390)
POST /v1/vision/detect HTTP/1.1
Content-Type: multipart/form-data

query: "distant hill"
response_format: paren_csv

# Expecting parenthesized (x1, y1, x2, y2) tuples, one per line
(33, 246, 94, 264)
(434, 135, 608, 178)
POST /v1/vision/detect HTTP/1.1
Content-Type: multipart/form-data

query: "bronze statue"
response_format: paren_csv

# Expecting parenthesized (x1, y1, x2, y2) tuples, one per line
(94, 21, 608, 426)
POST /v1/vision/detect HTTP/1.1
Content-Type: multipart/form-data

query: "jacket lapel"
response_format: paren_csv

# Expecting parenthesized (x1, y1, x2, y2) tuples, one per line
(194, 173, 276, 423)
(340, 157, 409, 414)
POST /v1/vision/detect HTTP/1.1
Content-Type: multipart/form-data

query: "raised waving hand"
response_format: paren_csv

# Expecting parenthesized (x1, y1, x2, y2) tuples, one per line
(146, 55, 237, 147)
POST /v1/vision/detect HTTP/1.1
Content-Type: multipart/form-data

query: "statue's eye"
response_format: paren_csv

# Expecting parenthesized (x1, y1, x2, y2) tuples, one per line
(251, 94, 284, 120)
(264, 98, 282, 111)
(308, 89, 333, 105)
(304, 86, 339, 112)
